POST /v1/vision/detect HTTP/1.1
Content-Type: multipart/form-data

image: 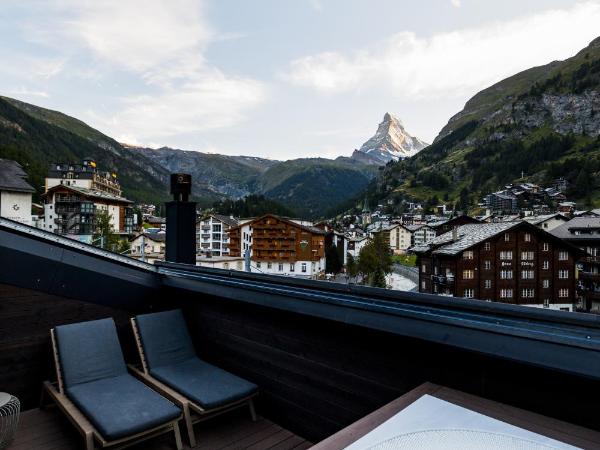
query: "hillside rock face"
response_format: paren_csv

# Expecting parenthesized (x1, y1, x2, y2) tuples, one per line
(464, 90, 600, 141)
(352, 113, 428, 165)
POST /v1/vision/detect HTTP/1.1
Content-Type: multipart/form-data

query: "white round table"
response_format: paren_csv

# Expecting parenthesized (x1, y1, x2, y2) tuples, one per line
(365, 429, 563, 450)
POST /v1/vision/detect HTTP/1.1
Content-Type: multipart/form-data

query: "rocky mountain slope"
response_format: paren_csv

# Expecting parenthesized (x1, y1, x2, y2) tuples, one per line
(363, 37, 600, 214)
(351, 112, 428, 165)
(138, 146, 377, 218)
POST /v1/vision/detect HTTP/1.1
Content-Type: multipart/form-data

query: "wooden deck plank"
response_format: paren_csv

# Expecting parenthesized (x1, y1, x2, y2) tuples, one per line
(10, 407, 311, 450)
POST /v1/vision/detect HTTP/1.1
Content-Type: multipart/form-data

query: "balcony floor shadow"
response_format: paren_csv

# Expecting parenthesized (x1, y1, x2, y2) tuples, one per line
(10, 406, 312, 450)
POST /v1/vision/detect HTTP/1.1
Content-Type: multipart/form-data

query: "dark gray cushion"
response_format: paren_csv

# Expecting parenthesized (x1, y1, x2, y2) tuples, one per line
(150, 358, 258, 410)
(135, 310, 196, 369)
(67, 374, 181, 441)
(55, 318, 127, 388)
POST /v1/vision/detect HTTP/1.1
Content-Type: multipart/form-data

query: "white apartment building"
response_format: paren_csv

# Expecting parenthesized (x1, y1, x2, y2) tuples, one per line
(196, 214, 239, 257)
(41, 160, 133, 244)
(407, 224, 437, 247)
(130, 233, 165, 264)
(387, 224, 413, 255)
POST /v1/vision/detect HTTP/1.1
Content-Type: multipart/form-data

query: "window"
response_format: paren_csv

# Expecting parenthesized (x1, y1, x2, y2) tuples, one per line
(524, 233, 531, 242)
(301, 263, 307, 273)
(559, 251, 569, 261)
(504, 233, 510, 242)
(278, 263, 283, 271)
(558, 269, 569, 279)
(290, 264, 295, 272)
(464, 289, 474, 298)
(462, 270, 474, 280)
(521, 251, 534, 260)
(500, 270, 513, 280)
(543, 298, 550, 308)
(463, 250, 474, 260)
(267, 262, 272, 269)
(484, 242, 491, 251)
(542, 242, 549, 251)
(521, 270, 534, 279)
(256, 262, 261, 269)
(559, 288, 569, 298)
(500, 289, 513, 299)
(484, 279, 492, 289)
(500, 251, 512, 260)
(522, 288, 535, 298)
(542, 279, 550, 288)
(421, 281, 426, 290)
(542, 260, 549, 270)
(422, 264, 427, 273)
(484, 260, 491, 270)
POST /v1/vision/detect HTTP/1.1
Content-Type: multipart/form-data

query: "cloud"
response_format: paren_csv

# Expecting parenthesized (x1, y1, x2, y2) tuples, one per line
(450, 0, 461, 8)
(282, 1, 600, 100)
(101, 70, 266, 143)
(309, 0, 324, 12)
(23, 0, 265, 143)
(10, 87, 49, 98)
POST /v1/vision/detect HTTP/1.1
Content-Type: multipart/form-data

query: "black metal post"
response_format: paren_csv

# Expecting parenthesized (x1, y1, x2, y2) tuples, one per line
(166, 174, 196, 265)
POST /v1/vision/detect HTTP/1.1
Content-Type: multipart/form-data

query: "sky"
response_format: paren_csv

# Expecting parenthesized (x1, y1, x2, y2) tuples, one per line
(1, 0, 600, 160)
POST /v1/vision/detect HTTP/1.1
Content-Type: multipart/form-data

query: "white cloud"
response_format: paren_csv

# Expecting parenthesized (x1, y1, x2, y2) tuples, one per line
(309, 0, 324, 12)
(26, 0, 266, 144)
(282, 1, 600, 100)
(101, 70, 266, 143)
(450, 0, 461, 8)
(10, 87, 49, 98)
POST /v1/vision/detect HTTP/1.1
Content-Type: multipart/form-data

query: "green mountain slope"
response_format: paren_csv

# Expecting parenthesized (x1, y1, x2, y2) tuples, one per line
(365, 36, 600, 214)
(260, 158, 376, 218)
(139, 148, 378, 220)
(0, 97, 170, 204)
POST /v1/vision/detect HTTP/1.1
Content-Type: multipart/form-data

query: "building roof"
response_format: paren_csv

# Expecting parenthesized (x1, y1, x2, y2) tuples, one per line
(210, 214, 239, 227)
(131, 232, 166, 243)
(413, 221, 585, 256)
(523, 213, 568, 226)
(43, 184, 132, 204)
(145, 216, 166, 224)
(231, 214, 326, 236)
(412, 222, 517, 255)
(0, 159, 35, 193)
(549, 217, 600, 240)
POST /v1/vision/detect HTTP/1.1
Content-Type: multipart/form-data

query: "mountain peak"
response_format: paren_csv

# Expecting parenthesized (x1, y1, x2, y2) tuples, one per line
(351, 113, 428, 165)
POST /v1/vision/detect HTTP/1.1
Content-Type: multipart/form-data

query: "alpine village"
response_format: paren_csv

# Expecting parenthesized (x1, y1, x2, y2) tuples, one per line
(1, 15, 600, 450)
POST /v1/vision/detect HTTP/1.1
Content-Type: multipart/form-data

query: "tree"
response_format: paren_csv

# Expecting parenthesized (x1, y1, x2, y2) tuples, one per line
(346, 253, 358, 278)
(357, 233, 393, 288)
(93, 210, 129, 253)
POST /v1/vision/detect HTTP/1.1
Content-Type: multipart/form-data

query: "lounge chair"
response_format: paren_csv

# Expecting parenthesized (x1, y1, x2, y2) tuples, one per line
(130, 309, 258, 448)
(44, 318, 183, 450)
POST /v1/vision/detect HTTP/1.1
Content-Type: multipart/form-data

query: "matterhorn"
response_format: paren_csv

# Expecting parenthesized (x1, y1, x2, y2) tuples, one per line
(351, 113, 428, 165)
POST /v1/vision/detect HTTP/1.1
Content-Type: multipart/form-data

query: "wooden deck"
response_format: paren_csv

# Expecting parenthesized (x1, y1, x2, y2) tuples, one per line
(9, 407, 312, 450)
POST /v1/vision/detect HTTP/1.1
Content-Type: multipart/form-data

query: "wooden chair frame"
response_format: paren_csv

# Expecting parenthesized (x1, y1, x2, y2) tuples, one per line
(130, 317, 258, 448)
(45, 328, 183, 450)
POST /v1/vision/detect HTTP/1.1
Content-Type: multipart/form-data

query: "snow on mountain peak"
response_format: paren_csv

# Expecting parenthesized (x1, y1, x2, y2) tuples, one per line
(352, 113, 428, 165)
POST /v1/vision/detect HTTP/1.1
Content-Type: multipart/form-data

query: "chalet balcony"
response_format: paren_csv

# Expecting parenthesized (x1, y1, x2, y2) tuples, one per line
(579, 271, 600, 281)
(1, 217, 600, 449)
(431, 274, 455, 285)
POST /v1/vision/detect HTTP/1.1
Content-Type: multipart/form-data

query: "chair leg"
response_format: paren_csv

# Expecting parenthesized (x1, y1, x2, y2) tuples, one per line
(173, 421, 183, 450)
(183, 403, 196, 448)
(249, 399, 257, 422)
(85, 431, 94, 450)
